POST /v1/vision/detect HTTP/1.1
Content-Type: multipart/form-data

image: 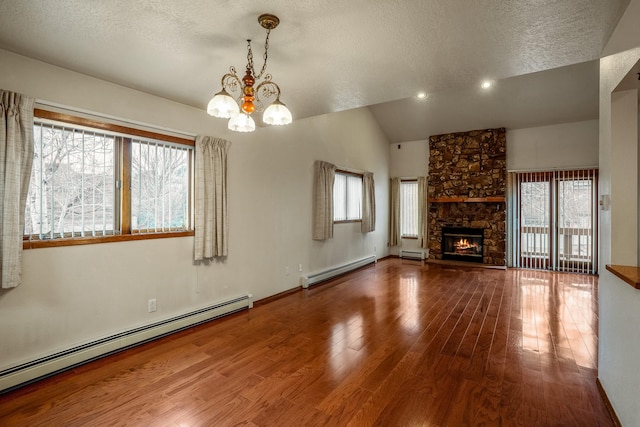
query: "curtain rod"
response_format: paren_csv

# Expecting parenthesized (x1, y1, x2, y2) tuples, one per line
(507, 166, 598, 173)
(335, 164, 368, 175)
(35, 99, 197, 139)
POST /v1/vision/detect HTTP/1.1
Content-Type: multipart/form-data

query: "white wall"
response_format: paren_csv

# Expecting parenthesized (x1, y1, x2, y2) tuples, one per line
(611, 89, 639, 265)
(389, 140, 429, 178)
(597, 0, 640, 423)
(389, 122, 600, 180)
(0, 49, 391, 372)
(507, 120, 599, 171)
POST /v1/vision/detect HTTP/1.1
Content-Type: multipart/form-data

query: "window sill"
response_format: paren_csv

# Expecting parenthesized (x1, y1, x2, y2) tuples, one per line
(606, 264, 640, 289)
(23, 231, 195, 249)
(334, 220, 362, 224)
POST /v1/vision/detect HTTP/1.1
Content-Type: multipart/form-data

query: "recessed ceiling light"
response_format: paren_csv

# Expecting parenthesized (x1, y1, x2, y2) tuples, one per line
(481, 80, 493, 89)
(416, 91, 428, 99)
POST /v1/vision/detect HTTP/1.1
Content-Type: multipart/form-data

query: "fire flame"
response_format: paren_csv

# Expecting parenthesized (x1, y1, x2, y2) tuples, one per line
(454, 238, 478, 252)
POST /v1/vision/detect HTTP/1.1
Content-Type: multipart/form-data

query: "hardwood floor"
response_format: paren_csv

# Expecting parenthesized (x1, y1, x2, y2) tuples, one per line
(0, 259, 613, 426)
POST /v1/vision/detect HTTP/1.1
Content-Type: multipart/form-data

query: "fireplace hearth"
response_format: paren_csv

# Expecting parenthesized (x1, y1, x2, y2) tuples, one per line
(442, 227, 484, 263)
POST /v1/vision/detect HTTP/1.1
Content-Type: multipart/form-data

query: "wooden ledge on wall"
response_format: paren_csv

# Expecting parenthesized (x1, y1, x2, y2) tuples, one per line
(606, 264, 640, 289)
(427, 196, 506, 203)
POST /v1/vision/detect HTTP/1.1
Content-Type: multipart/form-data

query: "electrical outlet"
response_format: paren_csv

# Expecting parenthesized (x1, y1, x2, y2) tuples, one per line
(285, 266, 290, 276)
(298, 264, 303, 272)
(148, 298, 157, 313)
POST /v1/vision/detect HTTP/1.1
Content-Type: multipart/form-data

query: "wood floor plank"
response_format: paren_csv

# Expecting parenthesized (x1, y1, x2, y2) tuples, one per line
(444, 378, 501, 426)
(441, 272, 485, 356)
(0, 260, 614, 426)
(483, 274, 513, 385)
(465, 277, 502, 382)
(458, 275, 499, 360)
(346, 351, 423, 426)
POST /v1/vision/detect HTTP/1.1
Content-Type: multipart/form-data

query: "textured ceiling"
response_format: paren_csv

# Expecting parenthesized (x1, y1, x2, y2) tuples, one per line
(0, 0, 631, 142)
(370, 60, 600, 142)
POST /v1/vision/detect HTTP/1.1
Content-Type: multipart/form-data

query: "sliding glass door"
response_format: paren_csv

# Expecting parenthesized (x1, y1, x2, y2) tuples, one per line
(519, 174, 551, 269)
(510, 169, 598, 274)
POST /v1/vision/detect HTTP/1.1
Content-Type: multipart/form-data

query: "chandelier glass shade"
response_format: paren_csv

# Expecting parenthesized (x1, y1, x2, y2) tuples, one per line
(207, 89, 239, 118)
(208, 14, 292, 132)
(263, 99, 293, 125)
(227, 112, 255, 133)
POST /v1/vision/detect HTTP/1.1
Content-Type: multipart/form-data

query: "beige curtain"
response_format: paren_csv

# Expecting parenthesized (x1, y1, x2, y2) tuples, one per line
(361, 172, 375, 233)
(1, 90, 34, 289)
(388, 177, 401, 246)
(312, 160, 336, 240)
(418, 176, 428, 249)
(194, 136, 231, 260)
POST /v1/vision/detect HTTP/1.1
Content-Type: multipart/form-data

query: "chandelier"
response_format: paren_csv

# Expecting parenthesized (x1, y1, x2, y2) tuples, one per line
(207, 14, 292, 133)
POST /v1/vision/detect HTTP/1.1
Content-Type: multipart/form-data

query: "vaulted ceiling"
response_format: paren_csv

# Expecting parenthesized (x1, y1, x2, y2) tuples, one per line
(0, 1, 630, 142)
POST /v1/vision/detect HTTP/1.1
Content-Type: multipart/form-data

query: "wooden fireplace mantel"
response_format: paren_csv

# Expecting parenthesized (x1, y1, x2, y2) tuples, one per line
(428, 196, 506, 203)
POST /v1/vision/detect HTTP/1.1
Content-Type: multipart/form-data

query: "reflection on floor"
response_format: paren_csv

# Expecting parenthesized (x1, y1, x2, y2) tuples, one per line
(0, 258, 612, 426)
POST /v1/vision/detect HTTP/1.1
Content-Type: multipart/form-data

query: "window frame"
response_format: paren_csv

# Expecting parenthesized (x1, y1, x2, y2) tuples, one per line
(400, 179, 419, 239)
(333, 169, 363, 224)
(511, 169, 598, 274)
(24, 109, 195, 249)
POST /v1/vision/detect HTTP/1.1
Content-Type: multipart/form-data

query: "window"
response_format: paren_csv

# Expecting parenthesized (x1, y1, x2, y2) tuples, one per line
(130, 139, 191, 233)
(510, 169, 598, 273)
(333, 171, 362, 222)
(24, 110, 194, 247)
(400, 180, 418, 237)
(26, 121, 116, 238)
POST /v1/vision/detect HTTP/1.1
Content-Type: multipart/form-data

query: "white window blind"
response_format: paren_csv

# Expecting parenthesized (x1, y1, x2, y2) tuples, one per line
(26, 121, 115, 239)
(25, 115, 194, 242)
(333, 172, 362, 221)
(509, 169, 598, 274)
(131, 139, 191, 233)
(400, 180, 418, 237)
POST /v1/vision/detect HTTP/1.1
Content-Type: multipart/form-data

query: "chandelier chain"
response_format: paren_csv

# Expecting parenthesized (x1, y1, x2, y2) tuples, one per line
(246, 29, 271, 80)
(258, 29, 270, 79)
(246, 39, 253, 73)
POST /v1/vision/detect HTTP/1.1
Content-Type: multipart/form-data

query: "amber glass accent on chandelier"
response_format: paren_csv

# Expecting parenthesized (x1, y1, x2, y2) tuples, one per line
(241, 69, 256, 114)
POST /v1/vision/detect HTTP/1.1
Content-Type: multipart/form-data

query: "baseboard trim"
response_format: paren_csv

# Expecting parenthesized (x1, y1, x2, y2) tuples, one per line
(254, 286, 301, 307)
(300, 255, 376, 288)
(596, 378, 621, 427)
(0, 295, 251, 394)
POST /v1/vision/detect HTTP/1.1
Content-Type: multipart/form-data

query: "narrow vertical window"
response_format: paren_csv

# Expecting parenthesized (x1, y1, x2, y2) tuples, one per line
(400, 180, 418, 237)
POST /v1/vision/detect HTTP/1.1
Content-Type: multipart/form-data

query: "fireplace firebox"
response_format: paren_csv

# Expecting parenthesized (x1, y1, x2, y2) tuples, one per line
(442, 227, 484, 263)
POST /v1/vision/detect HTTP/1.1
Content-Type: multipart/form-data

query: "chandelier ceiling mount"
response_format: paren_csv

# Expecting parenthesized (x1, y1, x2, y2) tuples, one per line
(258, 14, 280, 31)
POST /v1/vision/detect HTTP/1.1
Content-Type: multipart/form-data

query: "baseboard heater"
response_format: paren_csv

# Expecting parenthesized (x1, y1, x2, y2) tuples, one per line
(300, 255, 376, 288)
(0, 293, 253, 393)
(400, 250, 425, 260)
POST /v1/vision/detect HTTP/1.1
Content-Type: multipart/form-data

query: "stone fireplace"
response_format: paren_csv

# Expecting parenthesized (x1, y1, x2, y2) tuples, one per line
(427, 128, 506, 266)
